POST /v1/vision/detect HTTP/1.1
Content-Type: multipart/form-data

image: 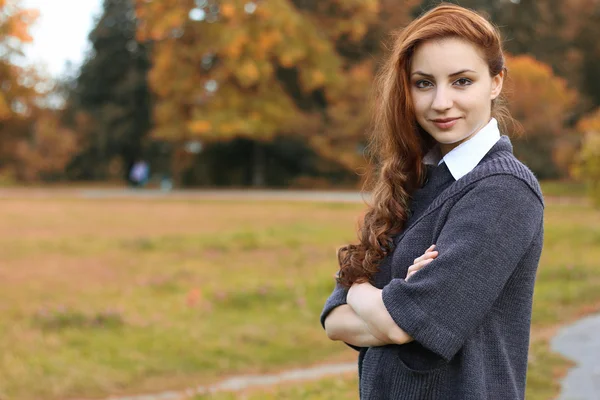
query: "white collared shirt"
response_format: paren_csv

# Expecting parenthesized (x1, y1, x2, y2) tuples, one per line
(423, 118, 501, 180)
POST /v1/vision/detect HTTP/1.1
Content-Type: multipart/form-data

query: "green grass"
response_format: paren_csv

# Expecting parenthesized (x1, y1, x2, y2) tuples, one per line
(0, 195, 598, 399)
(540, 180, 587, 197)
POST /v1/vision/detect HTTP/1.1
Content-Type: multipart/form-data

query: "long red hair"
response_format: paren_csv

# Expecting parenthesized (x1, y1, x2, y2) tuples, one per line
(336, 3, 513, 287)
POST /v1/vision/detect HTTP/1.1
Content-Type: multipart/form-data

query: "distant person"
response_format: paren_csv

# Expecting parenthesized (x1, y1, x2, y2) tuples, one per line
(160, 173, 173, 192)
(321, 4, 544, 400)
(129, 159, 150, 188)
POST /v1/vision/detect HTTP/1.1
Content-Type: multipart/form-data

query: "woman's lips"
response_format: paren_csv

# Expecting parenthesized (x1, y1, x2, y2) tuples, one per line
(431, 117, 460, 130)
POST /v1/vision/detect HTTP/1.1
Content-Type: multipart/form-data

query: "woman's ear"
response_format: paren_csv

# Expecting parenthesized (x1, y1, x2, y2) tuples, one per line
(490, 69, 504, 100)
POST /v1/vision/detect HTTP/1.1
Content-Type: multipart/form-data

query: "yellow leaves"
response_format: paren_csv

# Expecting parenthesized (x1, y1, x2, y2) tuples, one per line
(188, 120, 212, 134)
(142, 0, 357, 146)
(135, 0, 187, 41)
(349, 21, 368, 41)
(223, 34, 248, 59)
(15, 110, 79, 182)
(219, 121, 242, 136)
(313, 40, 329, 54)
(234, 59, 260, 88)
(0, 3, 38, 44)
(0, 95, 10, 121)
(573, 128, 600, 206)
(8, 8, 38, 42)
(311, 70, 326, 87)
(278, 48, 306, 68)
(278, 54, 294, 69)
(364, 0, 380, 14)
(577, 108, 600, 134)
(150, 10, 185, 40)
(505, 54, 577, 136)
(349, 61, 373, 83)
(148, 42, 176, 96)
(257, 30, 282, 57)
(220, 3, 235, 19)
(254, 5, 271, 20)
(299, 68, 326, 92)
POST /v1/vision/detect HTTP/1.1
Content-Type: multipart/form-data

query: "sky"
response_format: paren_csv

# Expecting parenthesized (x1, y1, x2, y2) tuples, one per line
(21, 0, 103, 78)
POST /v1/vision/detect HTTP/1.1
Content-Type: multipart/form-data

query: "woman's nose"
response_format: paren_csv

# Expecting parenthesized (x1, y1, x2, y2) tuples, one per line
(431, 88, 453, 112)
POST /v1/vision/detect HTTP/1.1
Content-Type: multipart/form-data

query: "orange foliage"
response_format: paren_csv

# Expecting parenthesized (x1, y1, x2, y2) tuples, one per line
(0, 0, 44, 181)
(7, 8, 38, 42)
(135, 0, 374, 143)
(573, 111, 600, 205)
(15, 111, 79, 182)
(134, 0, 420, 176)
(505, 55, 577, 136)
(0, 0, 39, 121)
(577, 108, 600, 134)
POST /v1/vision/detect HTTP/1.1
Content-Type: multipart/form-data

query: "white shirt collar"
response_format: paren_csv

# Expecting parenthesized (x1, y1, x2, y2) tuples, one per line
(423, 118, 501, 180)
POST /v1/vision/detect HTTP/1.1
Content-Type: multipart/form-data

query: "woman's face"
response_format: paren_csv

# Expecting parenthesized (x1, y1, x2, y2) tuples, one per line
(409, 38, 503, 155)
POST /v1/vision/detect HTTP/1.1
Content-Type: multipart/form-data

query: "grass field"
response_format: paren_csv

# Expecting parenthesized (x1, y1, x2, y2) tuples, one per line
(539, 180, 587, 198)
(1, 192, 599, 400)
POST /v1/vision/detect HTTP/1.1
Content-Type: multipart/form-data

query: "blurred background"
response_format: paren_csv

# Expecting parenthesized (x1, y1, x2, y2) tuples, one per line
(1, 0, 599, 399)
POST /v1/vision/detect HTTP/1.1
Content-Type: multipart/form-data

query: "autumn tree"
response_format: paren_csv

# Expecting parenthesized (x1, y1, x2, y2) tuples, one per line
(574, 108, 600, 206)
(14, 109, 79, 181)
(135, 0, 420, 187)
(69, 0, 152, 181)
(135, 0, 365, 186)
(0, 0, 39, 180)
(504, 55, 577, 179)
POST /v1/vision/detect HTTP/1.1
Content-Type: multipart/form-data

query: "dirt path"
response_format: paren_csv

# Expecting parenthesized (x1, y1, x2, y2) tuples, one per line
(98, 362, 357, 400)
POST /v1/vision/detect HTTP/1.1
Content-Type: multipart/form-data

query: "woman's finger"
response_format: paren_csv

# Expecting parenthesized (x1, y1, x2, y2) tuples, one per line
(407, 258, 434, 274)
(413, 250, 438, 265)
(413, 245, 437, 263)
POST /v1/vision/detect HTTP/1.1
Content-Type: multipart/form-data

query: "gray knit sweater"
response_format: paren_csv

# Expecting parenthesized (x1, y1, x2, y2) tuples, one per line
(320, 136, 544, 400)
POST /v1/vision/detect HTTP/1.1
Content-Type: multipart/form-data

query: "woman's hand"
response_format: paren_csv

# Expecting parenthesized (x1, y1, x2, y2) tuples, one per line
(348, 282, 413, 345)
(406, 244, 438, 281)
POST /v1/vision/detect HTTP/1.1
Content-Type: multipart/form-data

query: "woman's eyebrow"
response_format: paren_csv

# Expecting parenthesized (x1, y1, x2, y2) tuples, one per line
(411, 69, 477, 78)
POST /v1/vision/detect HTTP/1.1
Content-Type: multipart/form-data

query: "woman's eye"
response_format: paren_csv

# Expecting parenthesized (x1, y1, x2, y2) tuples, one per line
(454, 78, 472, 86)
(416, 80, 433, 89)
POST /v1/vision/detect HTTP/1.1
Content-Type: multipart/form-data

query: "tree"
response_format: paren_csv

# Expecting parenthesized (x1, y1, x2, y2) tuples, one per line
(574, 108, 600, 206)
(14, 109, 79, 181)
(573, 0, 600, 108)
(0, 0, 40, 180)
(69, 0, 152, 181)
(135, 0, 409, 186)
(504, 55, 577, 179)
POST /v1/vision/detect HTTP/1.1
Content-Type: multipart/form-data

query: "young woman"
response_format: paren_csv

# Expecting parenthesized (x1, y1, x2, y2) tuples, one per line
(321, 4, 544, 399)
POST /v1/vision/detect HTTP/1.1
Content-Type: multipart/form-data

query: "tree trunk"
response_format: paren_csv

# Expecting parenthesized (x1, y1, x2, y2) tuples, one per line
(252, 140, 266, 187)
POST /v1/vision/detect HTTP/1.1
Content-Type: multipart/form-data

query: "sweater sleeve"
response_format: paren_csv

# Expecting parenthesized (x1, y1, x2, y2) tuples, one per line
(320, 281, 363, 352)
(381, 176, 544, 361)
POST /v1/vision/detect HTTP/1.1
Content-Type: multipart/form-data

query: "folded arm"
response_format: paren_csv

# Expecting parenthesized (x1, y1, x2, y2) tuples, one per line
(343, 247, 437, 345)
(347, 282, 414, 345)
(324, 304, 389, 347)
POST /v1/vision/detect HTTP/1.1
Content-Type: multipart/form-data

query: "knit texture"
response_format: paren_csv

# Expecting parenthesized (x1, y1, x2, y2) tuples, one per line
(320, 136, 545, 400)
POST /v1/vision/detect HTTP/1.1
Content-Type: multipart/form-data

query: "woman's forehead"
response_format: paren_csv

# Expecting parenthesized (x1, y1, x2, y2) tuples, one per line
(410, 38, 487, 74)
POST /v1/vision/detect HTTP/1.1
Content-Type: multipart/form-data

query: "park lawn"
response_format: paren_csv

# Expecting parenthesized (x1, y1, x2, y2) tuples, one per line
(197, 200, 600, 400)
(539, 180, 587, 198)
(0, 195, 599, 399)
